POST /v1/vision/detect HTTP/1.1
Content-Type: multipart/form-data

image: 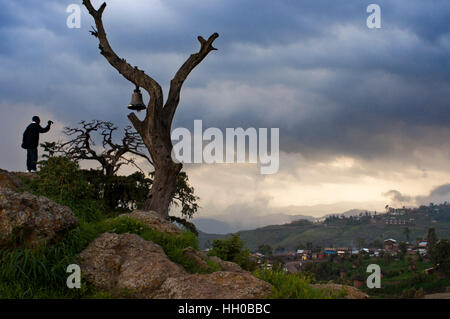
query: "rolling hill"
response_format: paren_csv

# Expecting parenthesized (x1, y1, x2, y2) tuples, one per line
(198, 204, 450, 250)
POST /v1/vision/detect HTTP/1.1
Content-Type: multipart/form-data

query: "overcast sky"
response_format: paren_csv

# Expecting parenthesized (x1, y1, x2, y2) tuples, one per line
(1, 0, 450, 222)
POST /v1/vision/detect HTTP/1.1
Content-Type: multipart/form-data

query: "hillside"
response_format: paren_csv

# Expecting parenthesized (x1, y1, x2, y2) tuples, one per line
(199, 205, 450, 250)
(192, 213, 316, 234)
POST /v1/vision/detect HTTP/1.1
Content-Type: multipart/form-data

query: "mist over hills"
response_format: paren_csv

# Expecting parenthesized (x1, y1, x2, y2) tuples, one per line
(192, 209, 368, 234)
(193, 214, 315, 234)
(196, 203, 450, 250)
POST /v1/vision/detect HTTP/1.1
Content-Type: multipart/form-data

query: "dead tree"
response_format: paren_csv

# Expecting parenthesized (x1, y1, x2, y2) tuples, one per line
(60, 120, 151, 176)
(83, 0, 218, 218)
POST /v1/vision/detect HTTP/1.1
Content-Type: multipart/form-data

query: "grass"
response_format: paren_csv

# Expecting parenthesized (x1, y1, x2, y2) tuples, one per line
(0, 214, 210, 299)
(3, 172, 352, 299)
(0, 225, 100, 298)
(364, 272, 450, 298)
(253, 267, 345, 299)
(328, 256, 447, 298)
(1, 173, 222, 298)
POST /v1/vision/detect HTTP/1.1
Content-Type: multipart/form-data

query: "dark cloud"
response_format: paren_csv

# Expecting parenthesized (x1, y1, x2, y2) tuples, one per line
(385, 184, 450, 206)
(1, 0, 450, 170)
(416, 184, 450, 205)
(383, 189, 413, 205)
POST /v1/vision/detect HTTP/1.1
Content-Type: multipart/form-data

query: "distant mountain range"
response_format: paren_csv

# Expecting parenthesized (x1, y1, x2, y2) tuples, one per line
(192, 209, 368, 234)
(196, 205, 450, 250)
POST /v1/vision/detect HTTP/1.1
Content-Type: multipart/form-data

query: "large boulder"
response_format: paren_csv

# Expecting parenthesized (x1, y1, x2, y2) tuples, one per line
(126, 210, 181, 235)
(204, 255, 243, 272)
(79, 233, 186, 297)
(0, 188, 79, 248)
(79, 232, 272, 299)
(182, 246, 210, 272)
(182, 247, 244, 273)
(154, 271, 272, 299)
(0, 169, 23, 191)
(0, 169, 38, 192)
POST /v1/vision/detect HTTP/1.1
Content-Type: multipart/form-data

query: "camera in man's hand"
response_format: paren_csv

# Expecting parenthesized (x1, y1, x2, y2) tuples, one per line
(48, 120, 54, 125)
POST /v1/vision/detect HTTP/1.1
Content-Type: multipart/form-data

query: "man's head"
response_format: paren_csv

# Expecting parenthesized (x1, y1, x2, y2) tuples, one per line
(32, 116, 40, 124)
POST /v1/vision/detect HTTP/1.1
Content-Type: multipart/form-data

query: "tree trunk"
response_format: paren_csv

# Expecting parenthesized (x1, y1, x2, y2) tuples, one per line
(83, 0, 218, 220)
(104, 164, 114, 177)
(142, 159, 182, 219)
(138, 126, 183, 219)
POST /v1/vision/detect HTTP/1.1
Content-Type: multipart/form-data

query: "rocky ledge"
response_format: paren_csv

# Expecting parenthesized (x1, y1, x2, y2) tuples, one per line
(79, 232, 272, 299)
(125, 210, 182, 235)
(0, 187, 78, 248)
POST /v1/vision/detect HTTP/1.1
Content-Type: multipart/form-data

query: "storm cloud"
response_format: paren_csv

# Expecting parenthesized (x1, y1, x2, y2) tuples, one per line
(1, 0, 450, 222)
(385, 183, 450, 207)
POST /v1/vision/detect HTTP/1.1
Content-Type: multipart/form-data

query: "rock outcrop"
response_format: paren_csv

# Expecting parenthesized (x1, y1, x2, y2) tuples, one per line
(79, 232, 272, 299)
(79, 233, 185, 297)
(154, 271, 272, 299)
(0, 188, 79, 248)
(126, 210, 181, 235)
(181, 246, 244, 273)
(312, 283, 369, 299)
(0, 169, 23, 191)
(182, 246, 210, 272)
(204, 255, 243, 272)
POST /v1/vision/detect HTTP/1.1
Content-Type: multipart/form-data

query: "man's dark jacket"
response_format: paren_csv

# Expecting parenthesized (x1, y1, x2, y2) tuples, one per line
(22, 122, 51, 149)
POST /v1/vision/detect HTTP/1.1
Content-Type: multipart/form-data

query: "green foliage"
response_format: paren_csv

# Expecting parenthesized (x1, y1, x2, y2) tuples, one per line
(398, 241, 407, 257)
(22, 157, 110, 223)
(82, 169, 151, 210)
(24, 156, 199, 221)
(101, 215, 199, 250)
(427, 227, 438, 252)
(303, 260, 339, 281)
(253, 268, 341, 299)
(370, 239, 383, 249)
(169, 216, 199, 236)
(431, 239, 450, 274)
(40, 142, 58, 158)
(258, 244, 273, 256)
(146, 171, 200, 218)
(84, 216, 207, 274)
(404, 227, 410, 242)
(171, 171, 200, 218)
(0, 223, 102, 298)
(204, 258, 221, 273)
(212, 202, 450, 252)
(208, 234, 257, 271)
(0, 215, 200, 298)
(29, 156, 95, 202)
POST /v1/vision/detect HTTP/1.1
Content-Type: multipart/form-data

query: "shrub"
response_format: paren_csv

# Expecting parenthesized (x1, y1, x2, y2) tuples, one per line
(28, 156, 95, 202)
(0, 223, 100, 298)
(0, 215, 201, 298)
(208, 234, 257, 271)
(253, 268, 340, 299)
(431, 239, 450, 275)
(82, 170, 151, 210)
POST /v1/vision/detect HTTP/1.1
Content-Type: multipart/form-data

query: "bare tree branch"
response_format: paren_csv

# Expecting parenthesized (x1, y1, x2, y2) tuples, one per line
(59, 120, 153, 175)
(82, 0, 163, 121)
(83, 0, 218, 217)
(163, 32, 219, 127)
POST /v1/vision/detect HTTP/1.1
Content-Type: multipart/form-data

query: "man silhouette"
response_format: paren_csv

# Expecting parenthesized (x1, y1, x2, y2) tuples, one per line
(22, 116, 53, 172)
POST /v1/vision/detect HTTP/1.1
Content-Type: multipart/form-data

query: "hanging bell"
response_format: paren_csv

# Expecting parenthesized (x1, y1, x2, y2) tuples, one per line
(127, 85, 146, 111)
